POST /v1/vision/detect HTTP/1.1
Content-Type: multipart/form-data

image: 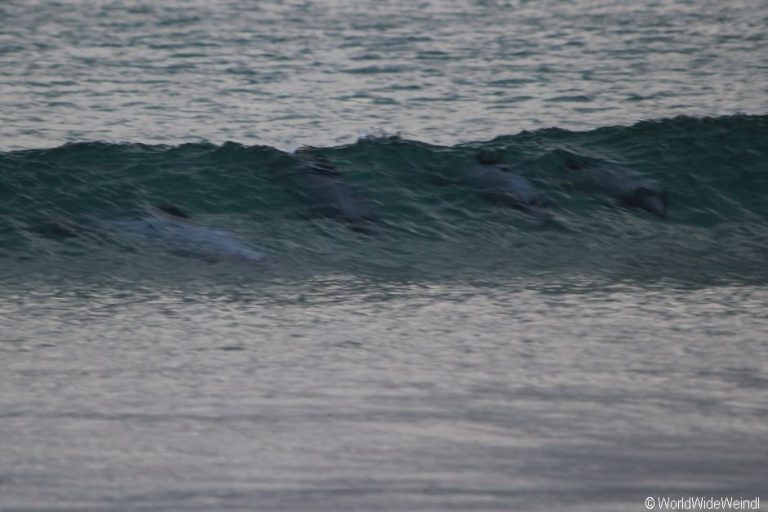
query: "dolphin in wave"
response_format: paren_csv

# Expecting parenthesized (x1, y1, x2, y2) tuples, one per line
(290, 148, 379, 234)
(106, 204, 266, 263)
(35, 205, 266, 263)
(565, 159, 668, 218)
(438, 150, 552, 217)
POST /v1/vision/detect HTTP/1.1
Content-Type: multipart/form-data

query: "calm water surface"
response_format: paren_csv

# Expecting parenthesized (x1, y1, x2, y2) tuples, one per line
(1, 0, 766, 149)
(3, 278, 767, 511)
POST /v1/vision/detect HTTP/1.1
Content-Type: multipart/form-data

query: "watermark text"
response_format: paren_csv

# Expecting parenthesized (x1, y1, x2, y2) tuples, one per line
(645, 497, 760, 510)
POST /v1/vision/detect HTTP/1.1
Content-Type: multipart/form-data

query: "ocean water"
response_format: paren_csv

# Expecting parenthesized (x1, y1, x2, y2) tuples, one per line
(1, 1, 768, 511)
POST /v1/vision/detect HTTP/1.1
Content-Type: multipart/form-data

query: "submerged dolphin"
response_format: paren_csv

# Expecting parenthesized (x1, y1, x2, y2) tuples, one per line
(463, 165, 550, 216)
(565, 159, 668, 218)
(108, 205, 265, 262)
(445, 150, 551, 217)
(291, 148, 378, 233)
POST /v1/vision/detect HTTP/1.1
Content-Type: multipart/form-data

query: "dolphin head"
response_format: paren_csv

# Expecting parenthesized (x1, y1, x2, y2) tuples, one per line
(476, 149, 505, 166)
(155, 204, 190, 219)
(296, 146, 342, 176)
(621, 187, 668, 218)
(308, 159, 341, 176)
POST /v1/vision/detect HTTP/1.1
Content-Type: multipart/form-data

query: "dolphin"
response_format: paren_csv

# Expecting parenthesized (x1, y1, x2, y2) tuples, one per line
(443, 150, 551, 217)
(291, 148, 378, 233)
(463, 165, 550, 216)
(108, 205, 265, 262)
(565, 159, 668, 218)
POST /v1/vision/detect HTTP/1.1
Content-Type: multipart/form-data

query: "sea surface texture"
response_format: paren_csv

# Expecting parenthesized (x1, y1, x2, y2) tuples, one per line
(1, 1, 767, 511)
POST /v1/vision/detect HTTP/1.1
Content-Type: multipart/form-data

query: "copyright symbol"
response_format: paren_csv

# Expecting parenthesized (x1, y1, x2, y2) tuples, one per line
(645, 497, 655, 510)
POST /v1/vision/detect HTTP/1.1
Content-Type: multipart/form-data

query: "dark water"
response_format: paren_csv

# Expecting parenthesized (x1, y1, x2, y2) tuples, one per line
(2, 1, 768, 511)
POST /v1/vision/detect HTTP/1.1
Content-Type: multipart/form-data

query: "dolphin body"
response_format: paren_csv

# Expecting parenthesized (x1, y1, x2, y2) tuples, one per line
(438, 150, 551, 217)
(108, 207, 265, 263)
(565, 160, 668, 218)
(459, 164, 550, 217)
(291, 151, 378, 233)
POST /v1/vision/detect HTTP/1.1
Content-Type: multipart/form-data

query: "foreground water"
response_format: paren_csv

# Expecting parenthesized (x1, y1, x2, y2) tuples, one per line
(2, 0, 768, 510)
(3, 278, 768, 511)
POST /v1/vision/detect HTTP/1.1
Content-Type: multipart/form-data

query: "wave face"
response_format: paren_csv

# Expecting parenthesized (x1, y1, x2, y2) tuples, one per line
(2, 115, 767, 283)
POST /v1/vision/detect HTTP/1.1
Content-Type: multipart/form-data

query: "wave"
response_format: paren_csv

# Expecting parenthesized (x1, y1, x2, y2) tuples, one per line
(2, 115, 767, 283)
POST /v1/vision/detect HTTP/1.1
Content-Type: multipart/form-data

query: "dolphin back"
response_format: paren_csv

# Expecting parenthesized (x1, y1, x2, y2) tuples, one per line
(109, 218, 265, 262)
